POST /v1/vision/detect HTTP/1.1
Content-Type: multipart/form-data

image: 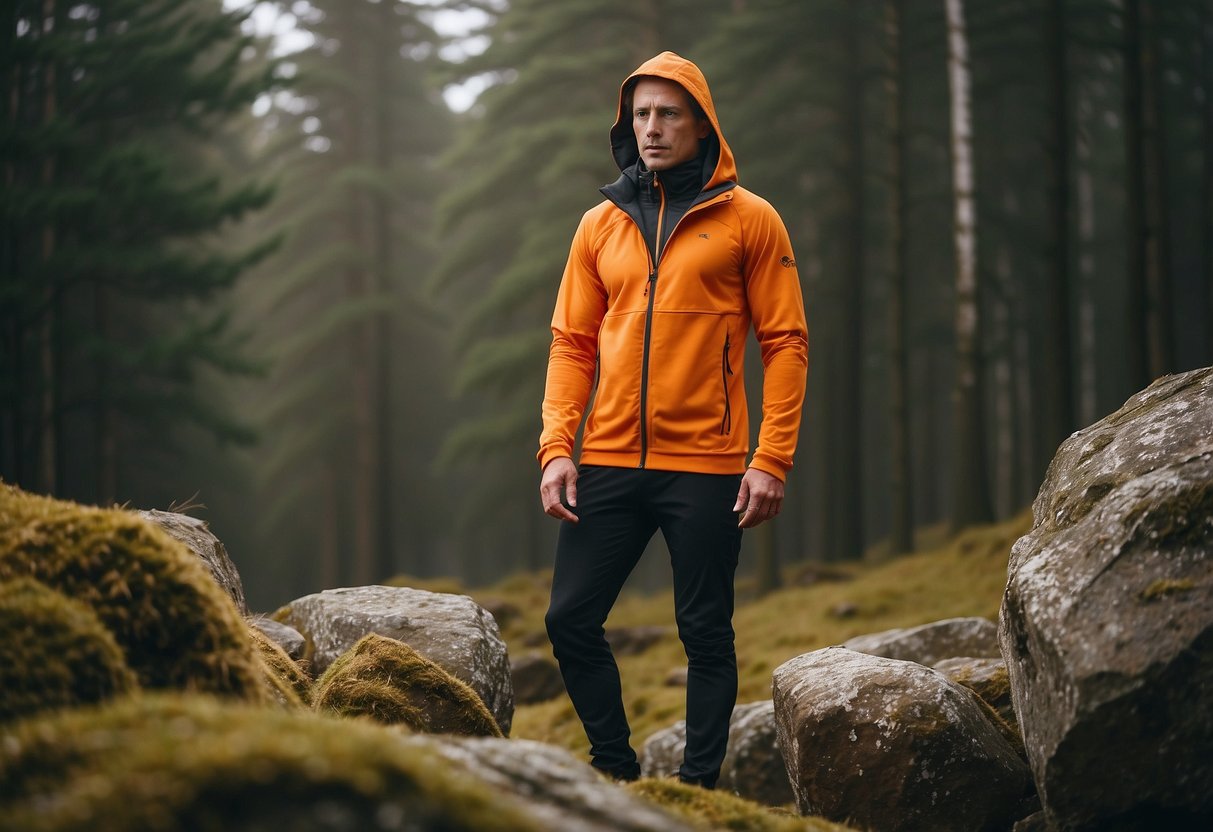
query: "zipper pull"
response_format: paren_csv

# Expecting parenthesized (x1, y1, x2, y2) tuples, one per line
(644, 270, 656, 297)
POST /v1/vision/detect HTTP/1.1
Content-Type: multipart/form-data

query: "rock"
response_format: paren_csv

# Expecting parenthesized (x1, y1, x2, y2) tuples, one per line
(314, 633, 502, 737)
(842, 616, 1000, 666)
(933, 656, 1017, 729)
(247, 625, 310, 708)
(275, 585, 514, 735)
(605, 625, 670, 656)
(999, 367, 1213, 830)
(511, 651, 564, 704)
(0, 484, 269, 703)
(772, 647, 1032, 832)
(138, 509, 248, 615)
(828, 601, 858, 619)
(405, 734, 696, 832)
(1011, 810, 1049, 831)
(249, 617, 306, 661)
(640, 700, 794, 807)
(0, 694, 539, 832)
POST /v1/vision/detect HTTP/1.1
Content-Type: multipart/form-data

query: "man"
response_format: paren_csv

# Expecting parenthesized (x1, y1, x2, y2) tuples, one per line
(538, 52, 808, 788)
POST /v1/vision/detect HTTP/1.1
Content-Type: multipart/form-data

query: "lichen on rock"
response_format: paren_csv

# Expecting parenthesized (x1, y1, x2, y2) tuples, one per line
(247, 623, 310, 708)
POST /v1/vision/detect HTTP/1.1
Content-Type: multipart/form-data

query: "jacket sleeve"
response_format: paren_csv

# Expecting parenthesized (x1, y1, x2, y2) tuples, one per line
(742, 197, 809, 481)
(538, 210, 608, 470)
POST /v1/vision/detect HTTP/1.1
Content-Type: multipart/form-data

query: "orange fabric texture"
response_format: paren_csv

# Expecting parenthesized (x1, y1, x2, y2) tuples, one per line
(538, 52, 809, 480)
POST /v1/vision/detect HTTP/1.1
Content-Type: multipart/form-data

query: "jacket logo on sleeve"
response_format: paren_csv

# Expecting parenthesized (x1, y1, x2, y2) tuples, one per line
(780, 256, 796, 268)
(699, 233, 711, 239)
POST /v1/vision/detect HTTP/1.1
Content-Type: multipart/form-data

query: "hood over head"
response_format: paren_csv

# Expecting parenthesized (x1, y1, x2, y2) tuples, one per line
(609, 52, 737, 190)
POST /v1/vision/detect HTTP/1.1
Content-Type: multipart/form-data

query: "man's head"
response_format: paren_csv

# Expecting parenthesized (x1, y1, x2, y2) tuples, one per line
(629, 76, 710, 172)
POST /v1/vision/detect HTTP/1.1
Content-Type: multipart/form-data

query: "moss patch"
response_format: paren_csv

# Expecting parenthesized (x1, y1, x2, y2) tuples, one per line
(0, 694, 538, 832)
(313, 633, 503, 736)
(1139, 578, 1196, 602)
(627, 778, 855, 831)
(0, 578, 138, 723)
(0, 483, 269, 703)
(247, 623, 310, 708)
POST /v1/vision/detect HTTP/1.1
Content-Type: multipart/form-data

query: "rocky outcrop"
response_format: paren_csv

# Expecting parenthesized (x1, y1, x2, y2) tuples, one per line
(843, 617, 1000, 666)
(510, 651, 564, 704)
(605, 625, 670, 656)
(138, 509, 248, 615)
(999, 367, 1213, 830)
(773, 647, 1032, 832)
(275, 585, 514, 734)
(406, 735, 696, 832)
(639, 700, 793, 806)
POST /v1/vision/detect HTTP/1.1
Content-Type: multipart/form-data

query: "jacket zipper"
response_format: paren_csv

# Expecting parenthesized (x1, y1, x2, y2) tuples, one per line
(720, 330, 733, 435)
(615, 180, 732, 469)
(638, 183, 665, 468)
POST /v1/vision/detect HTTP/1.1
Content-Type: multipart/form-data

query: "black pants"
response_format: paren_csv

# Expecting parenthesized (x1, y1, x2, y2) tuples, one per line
(545, 465, 743, 786)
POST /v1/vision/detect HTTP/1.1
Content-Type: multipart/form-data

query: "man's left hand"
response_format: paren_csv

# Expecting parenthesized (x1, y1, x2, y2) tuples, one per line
(733, 468, 784, 529)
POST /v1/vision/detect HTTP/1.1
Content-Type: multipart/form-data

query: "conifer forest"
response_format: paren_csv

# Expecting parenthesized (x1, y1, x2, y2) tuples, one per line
(3, 0, 1211, 610)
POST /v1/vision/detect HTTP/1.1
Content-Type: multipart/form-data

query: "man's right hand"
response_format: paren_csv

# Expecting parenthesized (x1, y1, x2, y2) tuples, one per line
(540, 457, 579, 523)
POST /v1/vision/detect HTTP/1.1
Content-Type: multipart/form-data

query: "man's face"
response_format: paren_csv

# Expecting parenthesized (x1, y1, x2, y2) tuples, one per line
(631, 77, 710, 172)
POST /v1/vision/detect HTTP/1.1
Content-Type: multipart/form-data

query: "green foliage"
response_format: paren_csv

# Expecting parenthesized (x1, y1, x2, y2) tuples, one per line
(0, 694, 538, 832)
(0, 483, 269, 703)
(313, 633, 503, 737)
(0, 577, 137, 723)
(0, 0, 280, 494)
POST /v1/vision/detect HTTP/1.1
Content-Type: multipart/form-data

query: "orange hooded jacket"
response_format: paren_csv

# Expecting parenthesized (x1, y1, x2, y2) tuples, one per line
(538, 52, 809, 480)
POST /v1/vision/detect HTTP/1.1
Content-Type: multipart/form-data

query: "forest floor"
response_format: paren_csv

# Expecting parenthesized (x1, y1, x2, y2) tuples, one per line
(404, 508, 1034, 755)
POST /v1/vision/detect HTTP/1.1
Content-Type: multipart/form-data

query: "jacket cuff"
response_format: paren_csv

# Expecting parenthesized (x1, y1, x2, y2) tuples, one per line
(748, 453, 789, 482)
(538, 445, 574, 471)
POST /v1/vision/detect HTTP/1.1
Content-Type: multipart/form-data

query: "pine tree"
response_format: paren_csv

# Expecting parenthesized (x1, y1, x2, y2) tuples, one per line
(0, 0, 276, 503)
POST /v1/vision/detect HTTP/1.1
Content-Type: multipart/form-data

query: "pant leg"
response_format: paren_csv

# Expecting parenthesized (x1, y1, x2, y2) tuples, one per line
(650, 471, 744, 787)
(545, 465, 656, 777)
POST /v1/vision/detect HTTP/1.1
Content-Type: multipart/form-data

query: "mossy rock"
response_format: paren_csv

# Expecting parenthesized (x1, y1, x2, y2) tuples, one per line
(0, 694, 539, 832)
(248, 623, 310, 708)
(0, 483, 268, 703)
(627, 778, 856, 831)
(313, 633, 503, 737)
(0, 577, 138, 723)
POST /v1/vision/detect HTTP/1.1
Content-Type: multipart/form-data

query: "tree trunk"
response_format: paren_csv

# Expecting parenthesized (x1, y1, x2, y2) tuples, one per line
(1043, 0, 1075, 456)
(1123, 0, 1150, 390)
(1075, 81, 1099, 426)
(885, 0, 914, 554)
(1205, 0, 1213, 362)
(833, 0, 866, 560)
(37, 0, 58, 494)
(1139, 0, 1174, 378)
(945, 0, 992, 530)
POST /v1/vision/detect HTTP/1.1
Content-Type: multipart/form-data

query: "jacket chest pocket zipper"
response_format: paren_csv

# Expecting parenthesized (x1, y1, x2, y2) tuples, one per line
(720, 332, 733, 435)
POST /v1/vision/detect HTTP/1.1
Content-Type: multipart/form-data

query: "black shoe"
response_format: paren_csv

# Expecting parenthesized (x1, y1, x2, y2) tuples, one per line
(596, 762, 641, 783)
(677, 774, 717, 790)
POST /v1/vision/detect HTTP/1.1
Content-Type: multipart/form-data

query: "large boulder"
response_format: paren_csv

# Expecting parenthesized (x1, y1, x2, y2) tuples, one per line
(639, 700, 793, 806)
(772, 647, 1032, 832)
(275, 585, 514, 734)
(0, 484, 269, 703)
(999, 367, 1213, 830)
(405, 735, 696, 832)
(842, 616, 1000, 666)
(0, 694, 539, 832)
(249, 616, 306, 661)
(138, 509, 248, 615)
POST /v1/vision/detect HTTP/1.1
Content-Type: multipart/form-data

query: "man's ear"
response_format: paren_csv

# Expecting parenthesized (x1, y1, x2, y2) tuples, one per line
(696, 118, 711, 140)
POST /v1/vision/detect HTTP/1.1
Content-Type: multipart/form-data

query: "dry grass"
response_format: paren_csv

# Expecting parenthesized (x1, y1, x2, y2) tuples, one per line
(461, 510, 1031, 755)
